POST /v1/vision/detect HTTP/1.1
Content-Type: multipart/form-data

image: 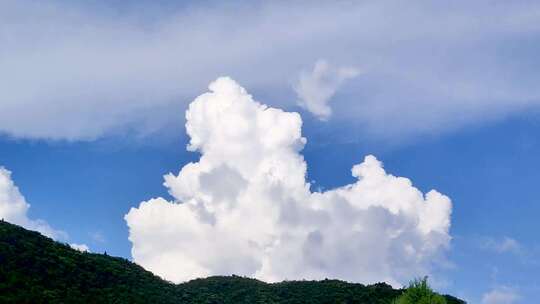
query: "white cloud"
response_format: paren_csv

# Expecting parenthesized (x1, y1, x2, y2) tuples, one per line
(70, 243, 90, 252)
(125, 77, 452, 285)
(90, 231, 106, 243)
(483, 237, 522, 255)
(294, 60, 360, 120)
(1, 1, 540, 140)
(482, 287, 521, 304)
(0, 167, 66, 240)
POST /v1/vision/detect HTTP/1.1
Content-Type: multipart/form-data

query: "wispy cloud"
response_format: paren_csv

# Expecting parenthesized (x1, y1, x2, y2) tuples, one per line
(482, 287, 521, 304)
(482, 237, 522, 255)
(89, 231, 106, 243)
(294, 60, 360, 120)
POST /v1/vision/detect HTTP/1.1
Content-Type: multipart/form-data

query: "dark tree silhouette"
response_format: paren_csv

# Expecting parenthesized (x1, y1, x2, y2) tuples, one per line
(0, 221, 466, 304)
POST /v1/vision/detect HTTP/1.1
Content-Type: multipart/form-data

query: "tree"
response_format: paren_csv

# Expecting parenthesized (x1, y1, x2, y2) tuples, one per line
(394, 277, 446, 304)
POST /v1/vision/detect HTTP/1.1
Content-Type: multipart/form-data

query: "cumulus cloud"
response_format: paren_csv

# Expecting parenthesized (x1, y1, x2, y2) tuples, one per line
(294, 60, 360, 120)
(2, 1, 540, 140)
(70, 243, 90, 252)
(482, 287, 521, 304)
(125, 77, 452, 285)
(0, 167, 65, 239)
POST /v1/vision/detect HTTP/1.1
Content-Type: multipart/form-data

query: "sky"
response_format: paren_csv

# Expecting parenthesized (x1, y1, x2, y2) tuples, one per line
(1, 0, 539, 302)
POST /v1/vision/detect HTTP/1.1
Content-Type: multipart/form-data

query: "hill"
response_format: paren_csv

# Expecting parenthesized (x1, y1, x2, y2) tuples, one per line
(0, 220, 465, 303)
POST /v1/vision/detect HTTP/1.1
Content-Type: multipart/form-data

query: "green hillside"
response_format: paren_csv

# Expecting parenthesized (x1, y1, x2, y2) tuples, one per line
(0, 220, 465, 303)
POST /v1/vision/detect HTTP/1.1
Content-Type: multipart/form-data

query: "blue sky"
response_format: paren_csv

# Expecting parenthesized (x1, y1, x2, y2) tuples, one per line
(1, 1, 540, 303)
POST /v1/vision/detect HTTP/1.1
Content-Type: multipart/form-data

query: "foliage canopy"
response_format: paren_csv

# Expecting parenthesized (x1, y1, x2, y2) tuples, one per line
(0, 220, 465, 303)
(393, 277, 448, 304)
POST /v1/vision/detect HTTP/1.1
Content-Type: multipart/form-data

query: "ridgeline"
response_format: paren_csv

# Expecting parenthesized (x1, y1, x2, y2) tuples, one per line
(0, 220, 465, 303)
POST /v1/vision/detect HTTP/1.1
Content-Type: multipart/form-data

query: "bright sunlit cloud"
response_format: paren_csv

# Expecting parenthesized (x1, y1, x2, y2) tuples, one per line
(125, 77, 452, 285)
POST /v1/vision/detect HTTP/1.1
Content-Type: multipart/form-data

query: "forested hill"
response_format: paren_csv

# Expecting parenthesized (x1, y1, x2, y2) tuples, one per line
(0, 220, 465, 303)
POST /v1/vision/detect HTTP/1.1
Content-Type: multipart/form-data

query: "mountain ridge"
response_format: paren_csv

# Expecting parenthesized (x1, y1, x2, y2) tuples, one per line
(0, 220, 465, 303)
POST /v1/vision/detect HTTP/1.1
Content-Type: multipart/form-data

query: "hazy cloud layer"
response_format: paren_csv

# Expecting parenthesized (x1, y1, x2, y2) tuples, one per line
(125, 78, 452, 285)
(0, 167, 65, 239)
(1, 1, 540, 140)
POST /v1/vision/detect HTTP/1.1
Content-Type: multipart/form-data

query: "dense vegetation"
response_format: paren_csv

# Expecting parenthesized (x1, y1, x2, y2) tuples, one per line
(0, 221, 465, 303)
(393, 278, 448, 304)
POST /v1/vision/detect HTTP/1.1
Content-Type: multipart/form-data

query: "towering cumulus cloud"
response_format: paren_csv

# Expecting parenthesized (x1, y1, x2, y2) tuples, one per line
(125, 77, 452, 285)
